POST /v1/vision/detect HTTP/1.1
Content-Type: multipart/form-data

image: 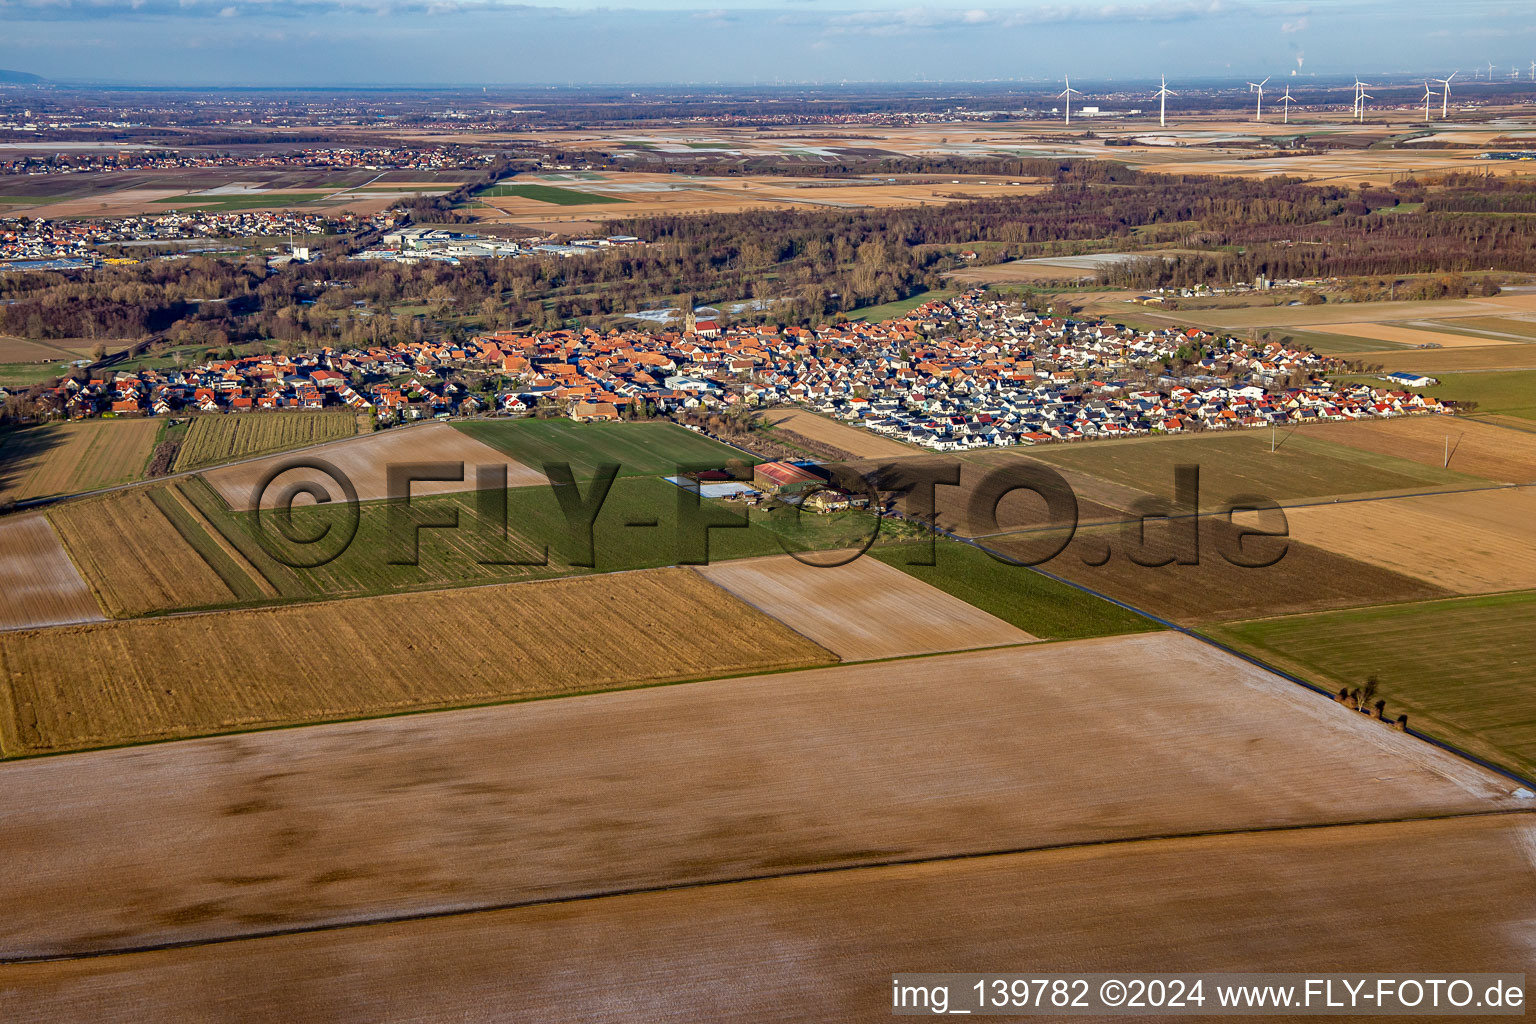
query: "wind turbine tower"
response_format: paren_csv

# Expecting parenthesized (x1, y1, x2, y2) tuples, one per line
(1155, 74, 1175, 128)
(1422, 81, 1432, 123)
(1248, 76, 1269, 121)
(1280, 85, 1294, 124)
(1058, 75, 1083, 126)
(1435, 71, 1456, 119)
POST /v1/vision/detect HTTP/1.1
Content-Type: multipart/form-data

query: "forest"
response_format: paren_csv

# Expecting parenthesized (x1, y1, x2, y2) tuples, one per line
(2, 170, 1534, 360)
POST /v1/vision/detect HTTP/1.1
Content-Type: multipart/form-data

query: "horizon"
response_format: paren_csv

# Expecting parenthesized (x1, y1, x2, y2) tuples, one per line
(2, 0, 1534, 88)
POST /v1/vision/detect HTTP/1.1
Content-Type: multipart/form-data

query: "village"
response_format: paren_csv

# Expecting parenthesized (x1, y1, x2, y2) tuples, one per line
(11, 289, 1449, 451)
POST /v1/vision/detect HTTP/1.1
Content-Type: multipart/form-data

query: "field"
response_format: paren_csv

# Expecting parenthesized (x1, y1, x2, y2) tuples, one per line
(871, 538, 1158, 640)
(7, 816, 1524, 1021)
(846, 288, 956, 322)
(0, 515, 104, 631)
(0, 419, 161, 504)
(150, 191, 334, 212)
(1423, 369, 1536, 422)
(0, 567, 835, 757)
(1211, 591, 1536, 779)
(1350, 345, 1536, 373)
(173, 410, 360, 471)
(0, 336, 93, 362)
(475, 183, 627, 205)
(47, 489, 238, 617)
(987, 517, 1449, 625)
(203, 422, 545, 510)
(453, 419, 751, 479)
(1022, 428, 1489, 506)
(1282, 488, 1536, 595)
(694, 553, 1035, 661)
(0, 632, 1515, 960)
(1308, 321, 1517, 348)
(1295, 416, 1536, 484)
(758, 408, 915, 458)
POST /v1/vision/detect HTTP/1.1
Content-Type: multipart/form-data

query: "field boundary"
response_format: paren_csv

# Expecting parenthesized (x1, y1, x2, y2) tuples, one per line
(5, 807, 1527, 966)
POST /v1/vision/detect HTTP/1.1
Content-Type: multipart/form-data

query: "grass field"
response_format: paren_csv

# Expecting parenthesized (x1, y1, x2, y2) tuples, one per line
(1210, 591, 1536, 779)
(846, 288, 955, 322)
(0, 419, 161, 505)
(0, 361, 71, 388)
(47, 489, 237, 617)
(1423, 370, 1536, 421)
(173, 410, 360, 471)
(151, 192, 333, 212)
(474, 184, 627, 205)
(1024, 429, 1490, 504)
(0, 568, 835, 757)
(454, 419, 752, 479)
(871, 538, 1159, 640)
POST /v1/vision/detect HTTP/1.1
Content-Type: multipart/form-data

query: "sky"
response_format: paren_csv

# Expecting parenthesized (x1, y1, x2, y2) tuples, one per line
(0, 0, 1532, 87)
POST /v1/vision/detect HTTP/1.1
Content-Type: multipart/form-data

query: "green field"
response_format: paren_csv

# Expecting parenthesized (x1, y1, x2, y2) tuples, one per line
(152, 192, 333, 212)
(455, 419, 753, 479)
(1209, 591, 1536, 780)
(173, 410, 360, 471)
(175, 473, 874, 607)
(848, 289, 955, 323)
(871, 539, 1161, 641)
(1024, 430, 1490, 504)
(474, 184, 627, 206)
(1422, 370, 1536, 422)
(0, 361, 71, 387)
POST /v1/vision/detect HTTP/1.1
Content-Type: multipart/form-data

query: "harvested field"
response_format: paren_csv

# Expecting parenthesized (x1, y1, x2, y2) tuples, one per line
(990, 517, 1450, 624)
(203, 422, 545, 510)
(0, 515, 103, 631)
(1176, 295, 1536, 331)
(760, 409, 915, 458)
(0, 633, 1515, 958)
(1212, 591, 1536, 779)
(4, 815, 1528, 1022)
(694, 552, 1035, 660)
(0, 419, 160, 504)
(173, 410, 359, 471)
(1352, 345, 1536, 372)
(0, 568, 834, 756)
(1284, 487, 1536, 594)
(1023, 429, 1483, 506)
(1309, 322, 1515, 348)
(0, 337, 92, 362)
(47, 489, 236, 617)
(1297, 416, 1536, 484)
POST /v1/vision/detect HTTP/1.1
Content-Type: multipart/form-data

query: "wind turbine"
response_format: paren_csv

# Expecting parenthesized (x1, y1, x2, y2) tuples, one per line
(1435, 71, 1456, 119)
(1422, 81, 1432, 123)
(1058, 75, 1083, 126)
(1154, 74, 1175, 128)
(1280, 84, 1294, 124)
(1357, 88, 1372, 123)
(1487, 60, 1496, 81)
(1352, 78, 1367, 121)
(1248, 76, 1269, 121)
(1529, 60, 1535, 82)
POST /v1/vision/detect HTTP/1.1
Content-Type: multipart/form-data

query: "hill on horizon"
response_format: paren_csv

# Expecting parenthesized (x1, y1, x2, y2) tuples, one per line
(0, 69, 44, 85)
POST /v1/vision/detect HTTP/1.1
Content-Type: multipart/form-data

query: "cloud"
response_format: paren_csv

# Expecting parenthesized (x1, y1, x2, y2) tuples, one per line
(1280, 15, 1306, 32)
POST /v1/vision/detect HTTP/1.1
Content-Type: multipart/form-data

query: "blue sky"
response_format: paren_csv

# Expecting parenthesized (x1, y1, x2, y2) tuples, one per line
(0, 0, 1531, 86)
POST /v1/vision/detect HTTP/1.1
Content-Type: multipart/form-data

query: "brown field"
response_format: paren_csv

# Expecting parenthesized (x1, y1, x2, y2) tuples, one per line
(1309, 321, 1516, 348)
(694, 553, 1034, 660)
(470, 170, 1048, 226)
(0, 337, 94, 362)
(1297, 416, 1536, 484)
(0, 515, 104, 631)
(1283, 488, 1536, 594)
(203, 421, 545, 510)
(0, 419, 161, 504)
(0, 568, 834, 757)
(761, 408, 915, 458)
(991, 517, 1450, 624)
(47, 490, 237, 617)
(0, 632, 1515, 959)
(5, 814, 1528, 1022)
(1173, 295, 1536, 331)
(1353, 345, 1536, 372)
